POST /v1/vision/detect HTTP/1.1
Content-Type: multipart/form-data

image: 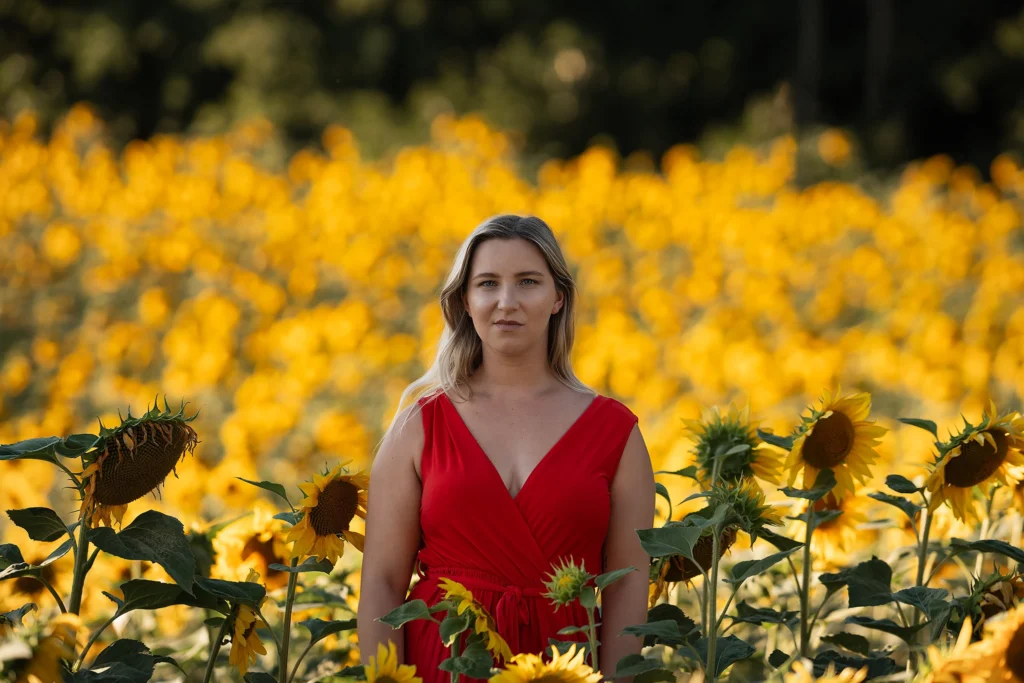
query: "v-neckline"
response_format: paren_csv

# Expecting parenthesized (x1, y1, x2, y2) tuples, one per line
(441, 392, 601, 502)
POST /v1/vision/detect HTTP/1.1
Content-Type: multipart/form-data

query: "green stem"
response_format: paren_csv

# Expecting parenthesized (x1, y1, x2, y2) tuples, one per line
(25, 576, 68, 613)
(974, 493, 995, 577)
(202, 616, 232, 683)
(73, 613, 117, 671)
(706, 530, 721, 682)
(278, 559, 300, 683)
(68, 516, 91, 614)
(287, 640, 315, 683)
(586, 606, 599, 671)
(450, 631, 462, 683)
(799, 507, 814, 657)
(256, 607, 283, 654)
(911, 504, 934, 630)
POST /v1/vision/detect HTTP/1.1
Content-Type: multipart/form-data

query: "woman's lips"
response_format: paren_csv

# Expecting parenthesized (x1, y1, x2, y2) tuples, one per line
(494, 322, 523, 330)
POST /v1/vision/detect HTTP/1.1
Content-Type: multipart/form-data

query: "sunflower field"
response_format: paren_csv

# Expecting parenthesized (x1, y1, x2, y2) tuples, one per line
(2, 104, 1024, 683)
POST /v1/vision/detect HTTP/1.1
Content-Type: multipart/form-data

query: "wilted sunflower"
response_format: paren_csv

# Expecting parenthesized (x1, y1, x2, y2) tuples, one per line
(488, 643, 602, 683)
(228, 569, 268, 678)
(978, 575, 1024, 631)
(926, 402, 1024, 523)
(15, 613, 83, 683)
(287, 460, 368, 565)
(438, 578, 513, 663)
(975, 603, 1024, 683)
(649, 527, 737, 607)
(784, 388, 887, 500)
(79, 397, 199, 528)
(684, 404, 783, 487)
(366, 640, 422, 683)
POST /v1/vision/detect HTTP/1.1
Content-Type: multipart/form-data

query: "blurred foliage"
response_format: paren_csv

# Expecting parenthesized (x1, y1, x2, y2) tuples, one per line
(1, 0, 1024, 174)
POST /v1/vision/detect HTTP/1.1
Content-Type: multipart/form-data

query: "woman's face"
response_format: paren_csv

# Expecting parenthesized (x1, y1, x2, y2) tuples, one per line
(462, 237, 564, 351)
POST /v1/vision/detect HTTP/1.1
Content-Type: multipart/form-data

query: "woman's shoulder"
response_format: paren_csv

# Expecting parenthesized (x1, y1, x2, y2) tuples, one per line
(593, 393, 638, 422)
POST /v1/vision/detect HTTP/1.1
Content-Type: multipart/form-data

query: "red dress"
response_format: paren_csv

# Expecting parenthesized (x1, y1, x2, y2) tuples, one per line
(403, 390, 639, 680)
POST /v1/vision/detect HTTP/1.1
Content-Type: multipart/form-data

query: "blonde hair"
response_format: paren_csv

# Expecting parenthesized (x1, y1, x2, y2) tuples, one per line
(375, 213, 595, 452)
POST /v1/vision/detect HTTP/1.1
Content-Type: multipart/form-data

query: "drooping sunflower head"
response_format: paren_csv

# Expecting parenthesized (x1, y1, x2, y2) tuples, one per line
(79, 396, 200, 528)
(917, 616, 990, 683)
(542, 556, 593, 611)
(978, 603, 1024, 683)
(489, 643, 603, 683)
(228, 568, 268, 678)
(437, 578, 512, 663)
(785, 387, 887, 500)
(366, 640, 422, 683)
(648, 526, 737, 607)
(286, 460, 369, 565)
(926, 402, 1024, 523)
(703, 478, 784, 540)
(684, 403, 783, 488)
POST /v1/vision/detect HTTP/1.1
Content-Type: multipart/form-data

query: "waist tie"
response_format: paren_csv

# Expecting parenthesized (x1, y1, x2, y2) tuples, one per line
(420, 565, 544, 655)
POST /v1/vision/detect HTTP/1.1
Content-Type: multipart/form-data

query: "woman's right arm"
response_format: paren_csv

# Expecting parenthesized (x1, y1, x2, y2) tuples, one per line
(357, 402, 425, 663)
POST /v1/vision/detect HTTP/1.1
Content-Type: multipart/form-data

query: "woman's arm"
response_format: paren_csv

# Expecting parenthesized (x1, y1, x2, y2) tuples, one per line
(599, 422, 656, 680)
(357, 403, 425, 663)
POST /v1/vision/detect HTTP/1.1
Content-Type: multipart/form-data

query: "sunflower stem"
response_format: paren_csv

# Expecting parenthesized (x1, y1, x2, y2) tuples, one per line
(202, 615, 232, 683)
(287, 640, 315, 683)
(278, 558, 300, 683)
(585, 605, 599, 670)
(911, 503, 934, 629)
(28, 576, 68, 614)
(73, 613, 117, 671)
(706, 529, 722, 682)
(973, 493, 995, 577)
(799, 506, 814, 658)
(68, 515, 91, 615)
(449, 633, 461, 683)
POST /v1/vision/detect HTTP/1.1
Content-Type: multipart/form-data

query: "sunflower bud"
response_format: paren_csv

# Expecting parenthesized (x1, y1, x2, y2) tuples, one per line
(542, 556, 593, 610)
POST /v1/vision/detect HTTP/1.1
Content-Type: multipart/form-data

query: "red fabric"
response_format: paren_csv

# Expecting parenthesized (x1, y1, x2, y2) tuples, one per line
(403, 390, 639, 681)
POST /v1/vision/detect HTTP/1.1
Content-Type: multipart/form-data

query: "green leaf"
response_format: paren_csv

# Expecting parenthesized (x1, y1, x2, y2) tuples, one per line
(6, 508, 70, 543)
(885, 474, 921, 494)
(273, 512, 298, 525)
(643, 604, 699, 646)
(578, 585, 597, 609)
(654, 465, 700, 481)
(73, 639, 157, 683)
(204, 617, 225, 627)
(867, 492, 921, 522)
(595, 566, 636, 591)
(438, 637, 494, 679)
(756, 429, 794, 450)
(819, 557, 892, 608)
(637, 524, 704, 559)
(727, 547, 800, 585)
(820, 632, 870, 656)
(780, 469, 836, 501)
(268, 558, 335, 574)
(337, 666, 366, 680)
(813, 652, 899, 679)
(439, 612, 472, 646)
(621, 620, 689, 644)
(379, 600, 436, 628)
(244, 673, 279, 683)
(615, 654, 668, 677)
(39, 538, 74, 567)
(288, 586, 351, 609)
(758, 528, 804, 552)
(194, 576, 265, 609)
(949, 538, 1024, 564)
(844, 616, 928, 643)
(0, 545, 25, 570)
(897, 418, 938, 438)
(0, 436, 61, 463)
(548, 639, 592, 656)
(0, 604, 37, 632)
(115, 580, 198, 615)
(768, 650, 791, 668)
(893, 586, 950, 620)
(695, 634, 755, 673)
(634, 670, 675, 683)
(556, 624, 596, 635)
(236, 477, 292, 508)
(654, 483, 673, 521)
(730, 601, 798, 628)
(298, 617, 357, 646)
(87, 511, 195, 595)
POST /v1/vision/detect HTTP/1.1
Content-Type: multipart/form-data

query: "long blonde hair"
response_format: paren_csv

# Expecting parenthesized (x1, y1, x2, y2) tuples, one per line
(375, 213, 595, 452)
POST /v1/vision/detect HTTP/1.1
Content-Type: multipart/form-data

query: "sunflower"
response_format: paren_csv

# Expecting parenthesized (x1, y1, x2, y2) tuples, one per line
(286, 460, 368, 565)
(15, 613, 84, 683)
(228, 569, 268, 677)
(975, 603, 1024, 683)
(704, 478, 784, 535)
(784, 659, 867, 683)
(542, 557, 592, 611)
(438, 578, 513, 663)
(796, 493, 873, 568)
(365, 640, 422, 683)
(926, 402, 1024, 523)
(489, 643, 603, 683)
(649, 526, 737, 607)
(684, 404, 783, 487)
(79, 397, 200, 528)
(784, 388, 887, 501)
(918, 616, 992, 683)
(977, 575, 1024, 631)
(213, 500, 291, 590)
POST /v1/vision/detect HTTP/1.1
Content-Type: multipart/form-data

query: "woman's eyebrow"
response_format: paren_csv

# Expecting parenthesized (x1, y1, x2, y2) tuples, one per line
(472, 271, 545, 279)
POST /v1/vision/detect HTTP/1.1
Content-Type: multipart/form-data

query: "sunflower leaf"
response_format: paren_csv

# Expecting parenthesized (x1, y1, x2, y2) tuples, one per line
(844, 615, 928, 643)
(756, 429, 794, 451)
(654, 483, 673, 521)
(298, 617, 357, 646)
(73, 638, 156, 683)
(780, 469, 836, 501)
(615, 654, 669, 677)
(114, 580, 197, 616)
(0, 604, 36, 632)
(336, 666, 365, 680)
(892, 586, 950, 620)
(768, 650, 791, 668)
(727, 547, 800, 585)
(897, 418, 938, 438)
(380, 599, 437, 628)
(0, 545, 25, 571)
(39, 538, 74, 567)
(268, 558, 334, 574)
(272, 512, 298, 526)
(820, 632, 871, 656)
(6, 508, 71, 543)
(235, 477, 293, 508)
(643, 604, 699, 646)
(820, 557, 892, 608)
(867, 492, 920, 522)
(884, 475, 921, 494)
(812, 651, 899, 679)
(730, 601, 799, 628)
(87, 510, 196, 595)
(636, 524, 704, 560)
(757, 528, 804, 552)
(438, 637, 494, 678)
(620, 620, 689, 644)
(654, 466, 700, 481)
(948, 538, 1024, 565)
(439, 612, 472, 646)
(595, 566, 636, 591)
(193, 576, 265, 609)
(243, 673, 279, 683)
(695, 634, 756, 673)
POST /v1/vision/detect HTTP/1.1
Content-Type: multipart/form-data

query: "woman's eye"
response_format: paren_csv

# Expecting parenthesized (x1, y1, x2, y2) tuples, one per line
(521, 278, 537, 285)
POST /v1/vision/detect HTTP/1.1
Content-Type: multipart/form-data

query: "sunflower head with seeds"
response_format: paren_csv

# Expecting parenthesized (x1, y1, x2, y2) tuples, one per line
(649, 525, 738, 607)
(926, 402, 1024, 523)
(286, 460, 369, 565)
(784, 387, 887, 501)
(79, 396, 200, 528)
(684, 403, 783, 488)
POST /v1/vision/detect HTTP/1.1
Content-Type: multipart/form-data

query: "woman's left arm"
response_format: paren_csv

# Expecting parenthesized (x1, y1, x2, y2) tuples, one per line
(599, 422, 656, 680)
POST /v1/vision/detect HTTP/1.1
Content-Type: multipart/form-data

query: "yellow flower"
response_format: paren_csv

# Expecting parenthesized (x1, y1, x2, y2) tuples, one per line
(438, 578, 513, 663)
(799, 492, 873, 568)
(784, 659, 867, 683)
(919, 617, 993, 683)
(213, 500, 293, 590)
(365, 640, 422, 683)
(489, 643, 602, 683)
(649, 527, 737, 608)
(286, 460, 369, 565)
(978, 603, 1024, 683)
(926, 402, 1024, 523)
(684, 403, 783, 487)
(15, 613, 84, 683)
(228, 569, 268, 678)
(784, 388, 887, 500)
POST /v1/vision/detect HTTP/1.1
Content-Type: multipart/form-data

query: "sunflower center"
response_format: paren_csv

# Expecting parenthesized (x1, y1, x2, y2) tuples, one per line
(308, 479, 359, 536)
(944, 429, 1008, 488)
(802, 411, 855, 469)
(241, 536, 286, 581)
(667, 528, 736, 582)
(93, 421, 198, 506)
(1007, 623, 1024, 682)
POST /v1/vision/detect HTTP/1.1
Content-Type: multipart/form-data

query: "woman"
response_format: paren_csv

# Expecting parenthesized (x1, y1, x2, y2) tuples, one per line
(358, 214, 655, 679)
